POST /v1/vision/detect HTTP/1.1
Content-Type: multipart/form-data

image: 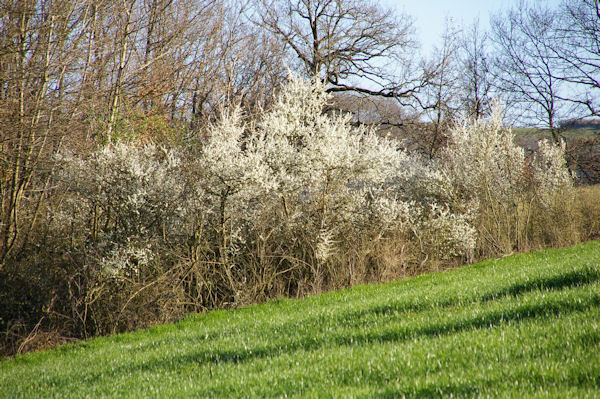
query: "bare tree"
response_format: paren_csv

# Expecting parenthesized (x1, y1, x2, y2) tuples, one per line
(459, 19, 493, 120)
(490, 1, 572, 143)
(211, 2, 286, 117)
(552, 0, 600, 116)
(0, 0, 286, 265)
(422, 18, 462, 158)
(128, 0, 287, 129)
(253, 0, 427, 106)
(0, 0, 97, 265)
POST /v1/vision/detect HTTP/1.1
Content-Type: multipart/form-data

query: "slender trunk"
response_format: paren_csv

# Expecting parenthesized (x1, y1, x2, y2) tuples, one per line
(107, 1, 134, 139)
(1, 7, 30, 265)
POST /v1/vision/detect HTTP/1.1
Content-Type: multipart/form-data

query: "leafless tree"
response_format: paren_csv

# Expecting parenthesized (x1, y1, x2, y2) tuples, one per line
(207, 2, 286, 119)
(459, 19, 493, 120)
(0, 0, 287, 265)
(422, 18, 462, 157)
(253, 0, 427, 107)
(0, 0, 95, 265)
(490, 1, 573, 143)
(552, 0, 600, 116)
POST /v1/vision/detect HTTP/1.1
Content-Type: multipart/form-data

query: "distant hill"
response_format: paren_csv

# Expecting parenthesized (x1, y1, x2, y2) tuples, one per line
(560, 118, 600, 130)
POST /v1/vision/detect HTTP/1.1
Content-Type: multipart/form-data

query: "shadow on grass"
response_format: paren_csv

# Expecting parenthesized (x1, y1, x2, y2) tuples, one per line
(90, 264, 599, 360)
(64, 289, 599, 389)
(38, 265, 599, 394)
(32, 267, 598, 367)
(333, 293, 600, 347)
(357, 267, 599, 316)
(260, 266, 600, 338)
(478, 267, 600, 302)
(371, 370, 600, 399)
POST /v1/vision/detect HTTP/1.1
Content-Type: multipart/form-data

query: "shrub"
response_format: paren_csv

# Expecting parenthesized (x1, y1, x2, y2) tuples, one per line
(566, 136, 600, 185)
(576, 184, 600, 240)
(38, 143, 195, 338)
(442, 106, 575, 256)
(2, 77, 579, 356)
(188, 76, 476, 297)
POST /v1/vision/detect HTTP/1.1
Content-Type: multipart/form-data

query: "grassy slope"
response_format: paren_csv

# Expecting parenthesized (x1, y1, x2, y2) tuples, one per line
(1, 242, 599, 398)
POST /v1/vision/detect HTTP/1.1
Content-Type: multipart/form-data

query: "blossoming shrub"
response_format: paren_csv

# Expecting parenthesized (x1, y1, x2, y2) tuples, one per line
(442, 107, 575, 256)
(3, 77, 578, 355)
(33, 76, 478, 339)
(187, 77, 476, 298)
(47, 143, 193, 336)
(529, 139, 579, 247)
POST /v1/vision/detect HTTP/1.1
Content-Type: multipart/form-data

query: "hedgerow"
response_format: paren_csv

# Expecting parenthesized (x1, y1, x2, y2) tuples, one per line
(0, 77, 581, 356)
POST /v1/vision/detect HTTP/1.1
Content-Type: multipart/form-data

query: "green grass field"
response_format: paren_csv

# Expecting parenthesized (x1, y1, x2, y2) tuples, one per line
(1, 242, 599, 398)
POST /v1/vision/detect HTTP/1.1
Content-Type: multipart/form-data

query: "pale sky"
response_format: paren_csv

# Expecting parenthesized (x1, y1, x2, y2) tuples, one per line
(385, 0, 562, 54)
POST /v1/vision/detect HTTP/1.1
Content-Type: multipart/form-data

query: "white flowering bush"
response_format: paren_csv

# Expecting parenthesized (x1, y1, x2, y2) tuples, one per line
(53, 142, 196, 280)
(190, 76, 476, 295)
(530, 139, 577, 246)
(46, 76, 487, 329)
(57, 142, 189, 243)
(102, 243, 154, 279)
(442, 105, 575, 255)
(48, 143, 193, 335)
(4, 77, 589, 355)
(533, 139, 572, 205)
(443, 107, 527, 204)
(52, 77, 578, 314)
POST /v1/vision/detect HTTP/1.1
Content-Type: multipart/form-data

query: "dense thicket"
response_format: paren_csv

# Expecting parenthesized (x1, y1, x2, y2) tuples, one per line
(1, 0, 600, 356)
(1, 77, 590, 356)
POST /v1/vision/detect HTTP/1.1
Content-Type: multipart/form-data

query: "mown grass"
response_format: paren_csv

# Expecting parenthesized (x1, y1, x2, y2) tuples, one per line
(1, 241, 599, 398)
